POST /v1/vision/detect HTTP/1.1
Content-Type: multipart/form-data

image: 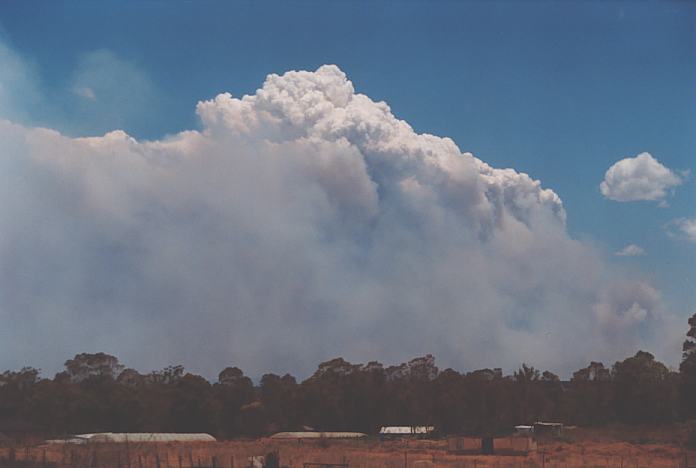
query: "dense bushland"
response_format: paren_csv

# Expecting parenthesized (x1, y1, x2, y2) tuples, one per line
(1, 312, 695, 438)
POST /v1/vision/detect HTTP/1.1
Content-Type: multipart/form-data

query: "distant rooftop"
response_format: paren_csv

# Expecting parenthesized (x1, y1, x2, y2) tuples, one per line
(75, 433, 216, 443)
(379, 426, 434, 435)
(269, 431, 366, 439)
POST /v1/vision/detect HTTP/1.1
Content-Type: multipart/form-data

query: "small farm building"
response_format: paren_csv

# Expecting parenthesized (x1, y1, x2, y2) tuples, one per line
(533, 422, 563, 437)
(269, 431, 366, 439)
(379, 426, 435, 437)
(49, 433, 216, 444)
(514, 425, 534, 435)
(447, 436, 536, 455)
(492, 436, 537, 455)
(447, 437, 483, 454)
(45, 437, 90, 445)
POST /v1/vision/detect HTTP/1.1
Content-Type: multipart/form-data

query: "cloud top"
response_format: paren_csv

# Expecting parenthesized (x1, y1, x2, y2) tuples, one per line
(600, 152, 683, 203)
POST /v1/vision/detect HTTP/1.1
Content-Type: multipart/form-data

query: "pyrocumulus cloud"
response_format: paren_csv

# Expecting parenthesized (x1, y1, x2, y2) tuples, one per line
(0, 64, 681, 378)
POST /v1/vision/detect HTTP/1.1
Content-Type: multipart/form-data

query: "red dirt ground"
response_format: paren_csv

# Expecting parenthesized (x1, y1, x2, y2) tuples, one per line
(1, 424, 695, 467)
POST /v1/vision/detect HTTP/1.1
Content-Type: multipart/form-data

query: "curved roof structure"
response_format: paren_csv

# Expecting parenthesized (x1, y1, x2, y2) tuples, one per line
(379, 426, 434, 435)
(75, 433, 216, 443)
(269, 431, 367, 439)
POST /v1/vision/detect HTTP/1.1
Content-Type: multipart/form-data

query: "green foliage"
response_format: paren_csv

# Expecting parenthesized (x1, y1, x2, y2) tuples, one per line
(568, 362, 614, 425)
(612, 351, 676, 424)
(3, 313, 696, 439)
(59, 352, 124, 383)
(680, 312, 696, 418)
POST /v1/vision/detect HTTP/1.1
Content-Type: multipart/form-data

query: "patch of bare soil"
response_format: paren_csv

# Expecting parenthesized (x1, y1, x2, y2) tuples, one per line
(1, 425, 695, 467)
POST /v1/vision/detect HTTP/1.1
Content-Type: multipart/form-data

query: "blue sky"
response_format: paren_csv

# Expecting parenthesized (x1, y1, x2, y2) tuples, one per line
(0, 1, 694, 375)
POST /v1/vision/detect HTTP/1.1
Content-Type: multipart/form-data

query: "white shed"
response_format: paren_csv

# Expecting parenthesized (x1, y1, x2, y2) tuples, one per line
(74, 433, 216, 443)
(514, 425, 534, 435)
(269, 431, 366, 439)
(379, 426, 434, 435)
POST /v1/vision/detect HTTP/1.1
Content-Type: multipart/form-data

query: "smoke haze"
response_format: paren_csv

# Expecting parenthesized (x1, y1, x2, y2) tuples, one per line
(0, 64, 681, 379)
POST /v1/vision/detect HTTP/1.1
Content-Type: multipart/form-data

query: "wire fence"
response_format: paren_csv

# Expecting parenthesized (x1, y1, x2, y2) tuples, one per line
(1, 443, 694, 468)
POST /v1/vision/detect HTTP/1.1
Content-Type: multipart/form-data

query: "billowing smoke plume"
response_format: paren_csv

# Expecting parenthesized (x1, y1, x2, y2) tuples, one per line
(0, 65, 679, 378)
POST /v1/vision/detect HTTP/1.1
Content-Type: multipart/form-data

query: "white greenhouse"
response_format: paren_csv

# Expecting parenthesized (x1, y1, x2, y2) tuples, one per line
(48, 433, 216, 444)
(269, 431, 367, 439)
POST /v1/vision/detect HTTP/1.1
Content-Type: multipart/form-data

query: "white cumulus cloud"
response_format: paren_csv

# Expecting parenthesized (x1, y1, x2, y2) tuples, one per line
(615, 244, 646, 257)
(0, 63, 681, 378)
(600, 152, 683, 203)
(72, 86, 96, 101)
(666, 218, 696, 243)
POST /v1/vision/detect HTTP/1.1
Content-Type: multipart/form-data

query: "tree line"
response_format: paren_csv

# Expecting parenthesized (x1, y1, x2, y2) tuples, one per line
(1, 312, 695, 438)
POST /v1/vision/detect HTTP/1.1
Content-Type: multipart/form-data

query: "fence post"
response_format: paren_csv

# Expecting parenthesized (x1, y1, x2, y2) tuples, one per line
(126, 439, 132, 468)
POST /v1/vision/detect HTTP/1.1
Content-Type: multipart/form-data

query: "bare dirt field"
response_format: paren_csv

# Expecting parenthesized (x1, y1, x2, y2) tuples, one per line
(1, 425, 695, 468)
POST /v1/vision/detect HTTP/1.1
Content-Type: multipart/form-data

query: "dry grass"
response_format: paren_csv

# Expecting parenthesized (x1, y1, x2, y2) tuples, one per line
(1, 425, 695, 468)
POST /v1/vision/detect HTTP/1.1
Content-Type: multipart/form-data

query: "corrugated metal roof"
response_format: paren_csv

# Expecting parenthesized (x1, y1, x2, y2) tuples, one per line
(379, 426, 434, 434)
(74, 433, 216, 443)
(45, 437, 89, 445)
(269, 431, 367, 439)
